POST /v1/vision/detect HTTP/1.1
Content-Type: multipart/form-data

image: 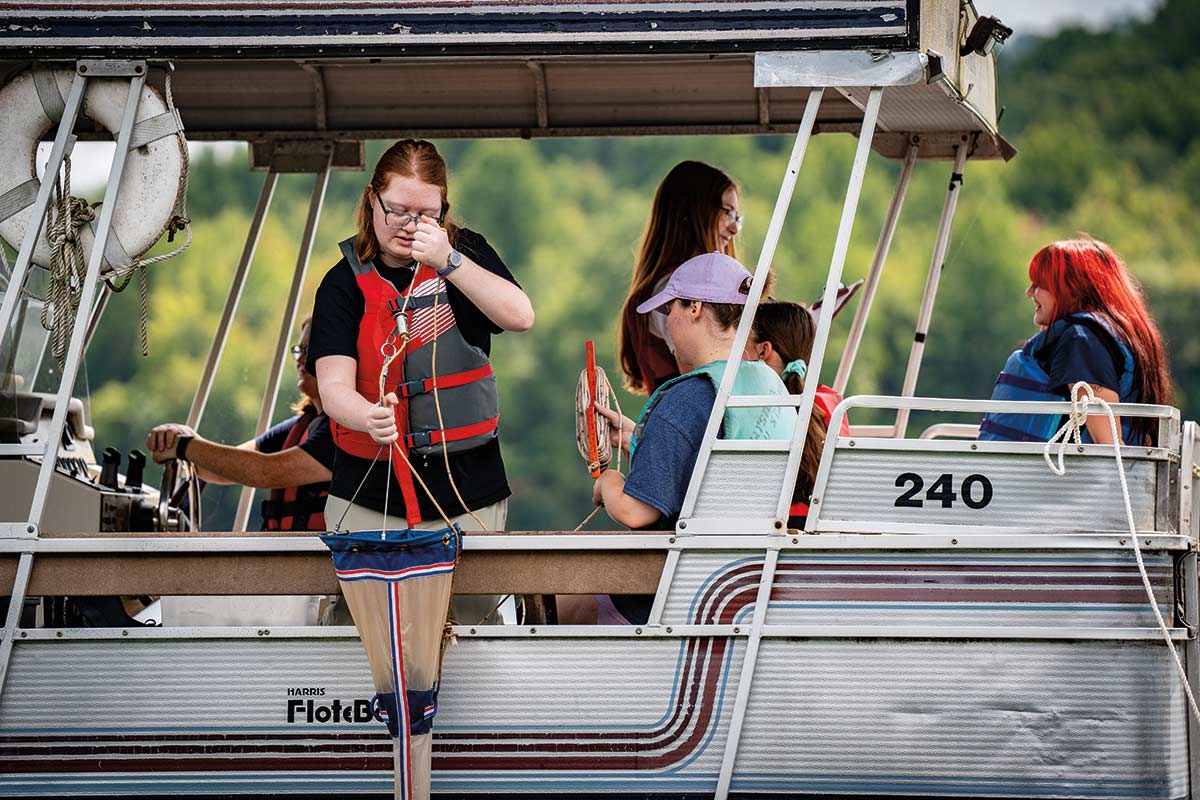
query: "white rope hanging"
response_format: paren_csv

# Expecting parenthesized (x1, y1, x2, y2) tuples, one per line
(1045, 382, 1200, 723)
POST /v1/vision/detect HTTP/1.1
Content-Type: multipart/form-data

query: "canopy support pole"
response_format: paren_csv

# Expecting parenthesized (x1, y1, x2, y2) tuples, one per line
(714, 87, 884, 800)
(82, 285, 111, 353)
(233, 161, 330, 532)
(833, 140, 918, 396)
(187, 171, 279, 429)
(679, 87, 824, 522)
(893, 138, 971, 439)
(0, 73, 86, 372)
(28, 67, 146, 529)
(4, 64, 145, 702)
(773, 87, 883, 525)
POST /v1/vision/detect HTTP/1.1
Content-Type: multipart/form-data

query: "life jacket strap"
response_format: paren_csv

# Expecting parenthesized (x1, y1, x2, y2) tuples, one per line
(262, 497, 328, 531)
(390, 421, 425, 528)
(405, 416, 499, 451)
(264, 411, 327, 531)
(395, 363, 493, 398)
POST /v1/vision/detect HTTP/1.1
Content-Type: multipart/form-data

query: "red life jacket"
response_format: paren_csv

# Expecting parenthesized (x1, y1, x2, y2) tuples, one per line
(328, 238, 500, 526)
(261, 409, 329, 531)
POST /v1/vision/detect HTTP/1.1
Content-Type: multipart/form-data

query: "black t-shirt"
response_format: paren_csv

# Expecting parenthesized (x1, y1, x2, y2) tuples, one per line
(306, 228, 517, 519)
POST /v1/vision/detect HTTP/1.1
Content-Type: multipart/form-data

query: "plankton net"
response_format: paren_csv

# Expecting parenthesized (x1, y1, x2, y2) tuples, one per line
(320, 525, 461, 800)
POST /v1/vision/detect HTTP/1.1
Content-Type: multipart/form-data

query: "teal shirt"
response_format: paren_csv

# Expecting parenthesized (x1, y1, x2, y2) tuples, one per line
(630, 359, 794, 458)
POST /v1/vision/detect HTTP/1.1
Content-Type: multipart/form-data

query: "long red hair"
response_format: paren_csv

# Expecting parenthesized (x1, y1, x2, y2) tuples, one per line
(1029, 237, 1171, 440)
(354, 139, 459, 265)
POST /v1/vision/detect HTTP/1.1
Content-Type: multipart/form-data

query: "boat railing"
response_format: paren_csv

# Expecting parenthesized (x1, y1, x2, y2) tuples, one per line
(805, 394, 1183, 536)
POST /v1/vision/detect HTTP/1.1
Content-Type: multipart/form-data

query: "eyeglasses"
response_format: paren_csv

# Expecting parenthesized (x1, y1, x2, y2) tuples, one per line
(375, 193, 443, 229)
(721, 206, 744, 230)
(290, 344, 307, 362)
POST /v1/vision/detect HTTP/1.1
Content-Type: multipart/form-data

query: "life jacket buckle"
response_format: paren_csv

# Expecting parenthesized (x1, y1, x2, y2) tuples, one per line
(397, 377, 428, 398)
(405, 430, 433, 450)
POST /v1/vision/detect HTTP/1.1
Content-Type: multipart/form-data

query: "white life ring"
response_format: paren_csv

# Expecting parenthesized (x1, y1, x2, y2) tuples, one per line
(0, 67, 184, 275)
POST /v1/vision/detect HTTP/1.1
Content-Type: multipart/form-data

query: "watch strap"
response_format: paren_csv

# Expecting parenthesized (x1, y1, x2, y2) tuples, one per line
(437, 249, 462, 277)
(176, 435, 194, 461)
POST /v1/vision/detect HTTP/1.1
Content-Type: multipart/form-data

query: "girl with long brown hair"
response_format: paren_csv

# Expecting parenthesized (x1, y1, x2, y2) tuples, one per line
(618, 160, 742, 394)
(745, 301, 845, 528)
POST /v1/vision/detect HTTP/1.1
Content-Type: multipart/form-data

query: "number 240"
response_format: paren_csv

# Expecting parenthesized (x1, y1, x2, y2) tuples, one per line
(894, 473, 993, 509)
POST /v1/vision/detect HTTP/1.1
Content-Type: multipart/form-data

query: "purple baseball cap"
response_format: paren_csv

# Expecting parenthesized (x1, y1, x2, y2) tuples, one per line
(636, 252, 753, 314)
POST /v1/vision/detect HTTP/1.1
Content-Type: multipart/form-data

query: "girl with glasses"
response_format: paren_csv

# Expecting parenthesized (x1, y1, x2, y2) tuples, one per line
(307, 139, 534, 625)
(617, 160, 742, 396)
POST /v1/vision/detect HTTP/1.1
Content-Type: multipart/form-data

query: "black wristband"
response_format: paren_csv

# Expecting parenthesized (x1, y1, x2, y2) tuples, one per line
(176, 435, 194, 461)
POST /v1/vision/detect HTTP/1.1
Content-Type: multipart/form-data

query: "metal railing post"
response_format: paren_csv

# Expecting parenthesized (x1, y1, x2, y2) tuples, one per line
(233, 162, 330, 531)
(0, 72, 87, 357)
(714, 87, 884, 800)
(186, 171, 279, 428)
(28, 68, 147, 528)
(678, 88, 824, 521)
(772, 87, 883, 525)
(833, 141, 918, 396)
(1180, 421, 1200, 800)
(893, 138, 971, 439)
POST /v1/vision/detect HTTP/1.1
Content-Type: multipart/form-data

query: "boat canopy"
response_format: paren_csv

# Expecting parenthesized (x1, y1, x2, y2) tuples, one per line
(0, 1, 1012, 161)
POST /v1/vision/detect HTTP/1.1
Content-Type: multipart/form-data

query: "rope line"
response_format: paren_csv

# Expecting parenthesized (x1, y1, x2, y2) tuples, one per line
(573, 370, 624, 532)
(42, 156, 94, 367)
(1044, 382, 1200, 723)
(107, 67, 194, 357)
(40, 66, 193, 362)
(429, 284, 487, 531)
(334, 445, 383, 531)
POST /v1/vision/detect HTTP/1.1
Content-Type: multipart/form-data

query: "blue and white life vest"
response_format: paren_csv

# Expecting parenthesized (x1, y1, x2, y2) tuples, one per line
(979, 312, 1136, 443)
(629, 359, 794, 458)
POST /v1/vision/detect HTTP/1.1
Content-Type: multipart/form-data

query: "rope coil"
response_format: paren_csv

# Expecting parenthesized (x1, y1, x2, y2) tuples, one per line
(1045, 382, 1200, 723)
(41, 157, 94, 366)
(575, 358, 617, 475)
(573, 345, 623, 531)
(37, 65, 193, 365)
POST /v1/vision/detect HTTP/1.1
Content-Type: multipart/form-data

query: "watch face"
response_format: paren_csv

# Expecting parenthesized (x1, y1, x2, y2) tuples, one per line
(449, 250, 463, 267)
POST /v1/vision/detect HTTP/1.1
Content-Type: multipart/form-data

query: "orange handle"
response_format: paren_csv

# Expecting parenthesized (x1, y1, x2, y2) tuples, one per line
(584, 340, 602, 478)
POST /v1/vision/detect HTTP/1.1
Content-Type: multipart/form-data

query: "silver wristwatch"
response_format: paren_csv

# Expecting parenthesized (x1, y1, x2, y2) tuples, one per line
(437, 249, 463, 277)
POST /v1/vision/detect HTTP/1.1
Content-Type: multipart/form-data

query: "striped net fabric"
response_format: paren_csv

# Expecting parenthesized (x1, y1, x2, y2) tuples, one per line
(321, 527, 461, 800)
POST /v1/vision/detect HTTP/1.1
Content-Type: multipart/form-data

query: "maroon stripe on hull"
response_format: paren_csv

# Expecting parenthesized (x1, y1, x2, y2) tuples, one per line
(0, 732, 387, 743)
(0, 743, 393, 757)
(0, 756, 393, 773)
(5, 558, 1167, 776)
(5, 1, 654, 10)
(774, 562, 1171, 575)
(769, 586, 1170, 604)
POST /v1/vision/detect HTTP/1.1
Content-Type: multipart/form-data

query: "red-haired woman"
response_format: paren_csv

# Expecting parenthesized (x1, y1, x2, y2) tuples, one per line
(308, 139, 534, 623)
(618, 160, 742, 395)
(980, 237, 1171, 446)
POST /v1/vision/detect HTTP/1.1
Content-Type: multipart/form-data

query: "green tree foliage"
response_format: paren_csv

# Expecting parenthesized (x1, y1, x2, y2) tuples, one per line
(59, 1, 1200, 531)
